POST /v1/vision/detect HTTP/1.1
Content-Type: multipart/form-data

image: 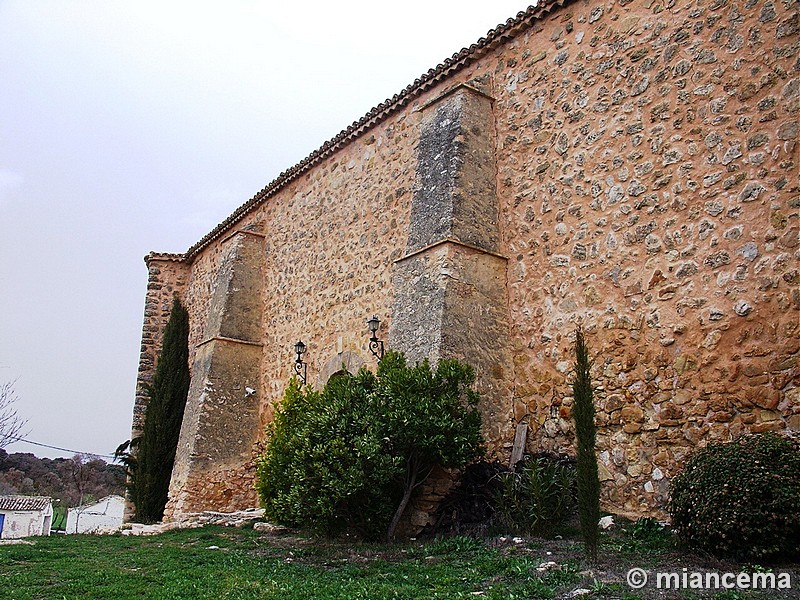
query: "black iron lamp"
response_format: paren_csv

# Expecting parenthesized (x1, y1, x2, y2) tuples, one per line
(294, 340, 307, 384)
(367, 315, 385, 361)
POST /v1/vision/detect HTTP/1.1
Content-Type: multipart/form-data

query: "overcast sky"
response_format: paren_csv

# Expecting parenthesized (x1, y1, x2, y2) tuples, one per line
(0, 0, 531, 460)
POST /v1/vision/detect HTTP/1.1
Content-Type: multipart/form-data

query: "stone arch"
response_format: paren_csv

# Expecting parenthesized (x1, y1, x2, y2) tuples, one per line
(317, 350, 367, 387)
(327, 369, 350, 383)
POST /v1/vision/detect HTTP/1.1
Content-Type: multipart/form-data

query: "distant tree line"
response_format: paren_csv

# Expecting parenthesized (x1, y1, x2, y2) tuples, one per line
(0, 449, 125, 508)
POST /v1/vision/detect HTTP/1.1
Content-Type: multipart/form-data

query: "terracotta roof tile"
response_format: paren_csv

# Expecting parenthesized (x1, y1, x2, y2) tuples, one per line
(182, 0, 569, 261)
(0, 495, 52, 512)
(144, 251, 186, 265)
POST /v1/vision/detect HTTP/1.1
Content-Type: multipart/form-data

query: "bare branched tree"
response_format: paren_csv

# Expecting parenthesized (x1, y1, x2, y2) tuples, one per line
(68, 454, 90, 532)
(0, 381, 29, 449)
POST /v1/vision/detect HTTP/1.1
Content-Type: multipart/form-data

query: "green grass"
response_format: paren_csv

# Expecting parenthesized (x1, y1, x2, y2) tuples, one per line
(1, 523, 796, 599)
(0, 527, 583, 600)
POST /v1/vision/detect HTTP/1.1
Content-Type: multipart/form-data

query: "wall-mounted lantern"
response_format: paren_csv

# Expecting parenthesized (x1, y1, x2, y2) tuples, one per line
(367, 315, 385, 361)
(294, 340, 307, 384)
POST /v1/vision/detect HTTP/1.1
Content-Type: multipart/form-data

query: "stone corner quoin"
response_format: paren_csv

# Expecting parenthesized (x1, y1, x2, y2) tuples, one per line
(130, 0, 800, 525)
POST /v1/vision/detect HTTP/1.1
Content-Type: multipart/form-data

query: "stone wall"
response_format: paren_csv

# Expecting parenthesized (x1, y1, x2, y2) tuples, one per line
(489, 0, 799, 516)
(160, 101, 419, 520)
(253, 112, 415, 427)
(132, 0, 799, 524)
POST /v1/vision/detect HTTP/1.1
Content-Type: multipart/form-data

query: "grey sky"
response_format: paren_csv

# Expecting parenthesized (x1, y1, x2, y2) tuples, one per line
(0, 0, 530, 459)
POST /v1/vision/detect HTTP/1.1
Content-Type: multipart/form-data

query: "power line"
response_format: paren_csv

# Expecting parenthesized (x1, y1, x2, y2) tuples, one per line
(4, 436, 118, 461)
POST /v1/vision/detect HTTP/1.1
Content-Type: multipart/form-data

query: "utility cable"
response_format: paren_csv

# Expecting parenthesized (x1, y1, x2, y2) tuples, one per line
(4, 436, 117, 461)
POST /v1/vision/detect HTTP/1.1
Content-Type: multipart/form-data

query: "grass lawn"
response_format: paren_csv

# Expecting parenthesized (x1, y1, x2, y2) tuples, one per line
(0, 522, 797, 599)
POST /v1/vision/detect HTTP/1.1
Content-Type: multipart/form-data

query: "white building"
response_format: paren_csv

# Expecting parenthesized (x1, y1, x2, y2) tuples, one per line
(0, 496, 53, 539)
(66, 495, 125, 534)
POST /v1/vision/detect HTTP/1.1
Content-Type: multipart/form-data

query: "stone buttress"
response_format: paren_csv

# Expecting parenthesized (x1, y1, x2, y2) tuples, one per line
(164, 228, 266, 519)
(390, 83, 514, 461)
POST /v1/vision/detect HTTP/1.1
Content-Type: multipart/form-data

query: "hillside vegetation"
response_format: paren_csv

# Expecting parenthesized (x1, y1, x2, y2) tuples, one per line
(0, 449, 125, 507)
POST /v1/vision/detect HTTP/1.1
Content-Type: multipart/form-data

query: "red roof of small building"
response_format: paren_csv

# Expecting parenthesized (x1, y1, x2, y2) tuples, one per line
(0, 495, 52, 512)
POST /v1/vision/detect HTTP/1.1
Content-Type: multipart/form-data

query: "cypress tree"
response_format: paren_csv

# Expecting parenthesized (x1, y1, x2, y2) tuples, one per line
(572, 324, 600, 561)
(133, 297, 191, 523)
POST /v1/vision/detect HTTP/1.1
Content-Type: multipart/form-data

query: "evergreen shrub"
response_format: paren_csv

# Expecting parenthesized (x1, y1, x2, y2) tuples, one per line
(572, 325, 600, 560)
(376, 352, 484, 540)
(132, 297, 190, 523)
(494, 454, 577, 535)
(668, 432, 800, 561)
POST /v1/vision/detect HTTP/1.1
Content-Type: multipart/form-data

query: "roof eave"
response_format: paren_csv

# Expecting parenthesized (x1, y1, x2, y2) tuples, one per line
(169, 0, 570, 262)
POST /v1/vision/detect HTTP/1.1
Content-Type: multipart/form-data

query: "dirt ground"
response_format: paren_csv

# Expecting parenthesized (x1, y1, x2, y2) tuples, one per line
(253, 524, 800, 599)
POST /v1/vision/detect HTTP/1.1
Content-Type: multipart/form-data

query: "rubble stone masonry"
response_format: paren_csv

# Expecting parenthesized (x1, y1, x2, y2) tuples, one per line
(133, 0, 799, 524)
(132, 255, 189, 438)
(493, 0, 799, 516)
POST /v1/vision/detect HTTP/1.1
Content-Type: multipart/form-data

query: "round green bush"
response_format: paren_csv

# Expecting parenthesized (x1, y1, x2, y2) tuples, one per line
(255, 372, 400, 538)
(668, 432, 800, 561)
(256, 351, 485, 541)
